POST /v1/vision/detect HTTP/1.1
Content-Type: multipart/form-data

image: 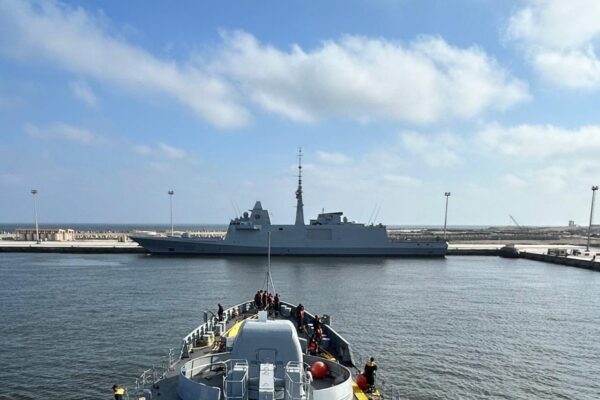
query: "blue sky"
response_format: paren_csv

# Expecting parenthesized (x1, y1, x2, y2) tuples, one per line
(1, 0, 600, 226)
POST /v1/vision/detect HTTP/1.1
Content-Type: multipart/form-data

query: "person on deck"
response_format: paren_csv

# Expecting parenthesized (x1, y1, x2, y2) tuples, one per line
(313, 315, 323, 342)
(296, 304, 305, 330)
(254, 291, 261, 308)
(217, 303, 224, 321)
(308, 336, 319, 356)
(262, 291, 268, 310)
(274, 293, 280, 314)
(112, 385, 125, 400)
(363, 357, 378, 391)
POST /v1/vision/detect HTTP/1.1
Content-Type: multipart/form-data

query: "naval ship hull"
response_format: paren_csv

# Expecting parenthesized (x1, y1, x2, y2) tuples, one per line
(130, 235, 448, 256)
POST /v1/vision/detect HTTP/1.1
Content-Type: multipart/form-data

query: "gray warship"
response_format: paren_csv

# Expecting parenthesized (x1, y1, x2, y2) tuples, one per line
(130, 152, 447, 256)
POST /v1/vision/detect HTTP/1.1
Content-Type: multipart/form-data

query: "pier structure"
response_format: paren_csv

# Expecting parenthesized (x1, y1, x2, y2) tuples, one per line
(16, 228, 75, 242)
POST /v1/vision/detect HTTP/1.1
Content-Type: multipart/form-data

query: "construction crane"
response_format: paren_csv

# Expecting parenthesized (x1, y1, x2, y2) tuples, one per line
(509, 215, 522, 229)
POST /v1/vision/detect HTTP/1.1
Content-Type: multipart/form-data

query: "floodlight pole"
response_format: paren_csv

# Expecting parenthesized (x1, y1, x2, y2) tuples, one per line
(168, 190, 175, 236)
(587, 186, 598, 252)
(31, 189, 40, 244)
(443, 192, 451, 240)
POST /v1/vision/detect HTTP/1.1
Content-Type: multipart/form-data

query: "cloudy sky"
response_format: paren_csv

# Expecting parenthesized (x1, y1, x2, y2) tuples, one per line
(1, 0, 599, 226)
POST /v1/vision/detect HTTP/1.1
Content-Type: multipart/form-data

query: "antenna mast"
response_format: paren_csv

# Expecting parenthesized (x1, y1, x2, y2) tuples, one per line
(263, 231, 276, 294)
(295, 148, 305, 225)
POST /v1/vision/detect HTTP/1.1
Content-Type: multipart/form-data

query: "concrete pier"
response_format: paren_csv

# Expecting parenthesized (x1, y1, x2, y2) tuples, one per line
(0, 240, 144, 253)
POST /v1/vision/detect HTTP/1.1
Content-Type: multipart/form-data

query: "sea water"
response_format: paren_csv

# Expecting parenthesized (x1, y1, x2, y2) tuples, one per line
(0, 254, 599, 399)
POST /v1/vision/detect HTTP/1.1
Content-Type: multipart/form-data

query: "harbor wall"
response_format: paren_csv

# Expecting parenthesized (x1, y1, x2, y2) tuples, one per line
(519, 251, 600, 272)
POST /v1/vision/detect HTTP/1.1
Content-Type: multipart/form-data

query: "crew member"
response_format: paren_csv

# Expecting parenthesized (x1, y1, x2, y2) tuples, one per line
(313, 315, 323, 342)
(363, 357, 378, 391)
(254, 291, 261, 308)
(262, 291, 268, 310)
(308, 336, 319, 356)
(112, 384, 125, 400)
(296, 304, 305, 330)
(217, 303, 224, 321)
(274, 293, 280, 313)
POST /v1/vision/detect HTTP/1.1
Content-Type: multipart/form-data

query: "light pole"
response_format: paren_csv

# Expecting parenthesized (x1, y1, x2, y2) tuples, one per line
(168, 190, 175, 236)
(587, 185, 598, 252)
(31, 189, 40, 244)
(443, 192, 451, 240)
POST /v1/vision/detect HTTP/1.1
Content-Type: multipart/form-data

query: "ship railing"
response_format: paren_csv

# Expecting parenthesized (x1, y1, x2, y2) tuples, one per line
(183, 351, 231, 379)
(223, 359, 249, 400)
(134, 347, 176, 392)
(285, 361, 311, 400)
(179, 301, 256, 360)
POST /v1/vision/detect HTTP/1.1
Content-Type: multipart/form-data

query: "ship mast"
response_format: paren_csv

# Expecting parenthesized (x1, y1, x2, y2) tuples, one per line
(295, 148, 305, 225)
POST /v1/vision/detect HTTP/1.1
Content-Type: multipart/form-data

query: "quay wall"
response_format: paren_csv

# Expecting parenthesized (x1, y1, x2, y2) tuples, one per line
(0, 246, 145, 254)
(519, 251, 600, 272)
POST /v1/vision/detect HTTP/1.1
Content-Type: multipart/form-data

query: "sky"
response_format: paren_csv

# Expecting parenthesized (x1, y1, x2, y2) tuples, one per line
(1, 0, 600, 226)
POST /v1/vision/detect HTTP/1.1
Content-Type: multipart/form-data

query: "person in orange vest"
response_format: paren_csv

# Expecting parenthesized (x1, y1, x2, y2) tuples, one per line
(112, 384, 125, 400)
(308, 336, 319, 356)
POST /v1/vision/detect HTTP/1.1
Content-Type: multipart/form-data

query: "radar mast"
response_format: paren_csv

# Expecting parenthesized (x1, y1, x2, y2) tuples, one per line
(295, 148, 305, 225)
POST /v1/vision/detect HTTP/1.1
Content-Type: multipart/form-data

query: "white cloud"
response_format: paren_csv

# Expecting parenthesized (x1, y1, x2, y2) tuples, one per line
(216, 31, 528, 124)
(507, 0, 600, 89)
(69, 79, 98, 108)
(24, 122, 106, 145)
(131, 144, 153, 156)
(132, 142, 186, 159)
(382, 173, 421, 186)
(158, 142, 186, 159)
(0, 1, 531, 128)
(476, 123, 600, 159)
(400, 131, 463, 167)
(316, 151, 351, 165)
(0, 0, 249, 128)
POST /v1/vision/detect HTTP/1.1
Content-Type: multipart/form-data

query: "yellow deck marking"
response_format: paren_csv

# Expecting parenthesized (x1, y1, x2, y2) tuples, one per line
(352, 381, 369, 400)
(223, 315, 256, 338)
(223, 320, 245, 338)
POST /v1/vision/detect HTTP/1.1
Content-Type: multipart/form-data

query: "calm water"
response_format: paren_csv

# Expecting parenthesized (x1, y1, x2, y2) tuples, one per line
(0, 254, 599, 400)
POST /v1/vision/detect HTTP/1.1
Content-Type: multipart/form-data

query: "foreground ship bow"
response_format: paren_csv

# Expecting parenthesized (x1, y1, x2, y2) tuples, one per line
(130, 299, 384, 400)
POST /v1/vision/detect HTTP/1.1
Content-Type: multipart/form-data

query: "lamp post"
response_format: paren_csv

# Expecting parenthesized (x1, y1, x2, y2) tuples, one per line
(587, 186, 598, 252)
(168, 190, 175, 236)
(443, 192, 451, 240)
(31, 189, 40, 244)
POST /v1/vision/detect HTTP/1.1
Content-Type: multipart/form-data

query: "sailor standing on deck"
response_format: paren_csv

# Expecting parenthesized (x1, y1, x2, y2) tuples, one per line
(217, 303, 224, 321)
(363, 358, 378, 391)
(296, 304, 305, 330)
(274, 293, 280, 314)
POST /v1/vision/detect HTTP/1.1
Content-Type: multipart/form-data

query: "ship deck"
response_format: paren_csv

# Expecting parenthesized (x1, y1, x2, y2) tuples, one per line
(133, 301, 380, 400)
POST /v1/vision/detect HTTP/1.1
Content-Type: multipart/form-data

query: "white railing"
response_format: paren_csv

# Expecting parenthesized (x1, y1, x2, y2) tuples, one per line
(285, 361, 311, 400)
(223, 359, 249, 400)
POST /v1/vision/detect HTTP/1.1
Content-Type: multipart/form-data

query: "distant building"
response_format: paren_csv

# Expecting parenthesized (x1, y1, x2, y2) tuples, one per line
(568, 220, 576, 227)
(16, 228, 75, 241)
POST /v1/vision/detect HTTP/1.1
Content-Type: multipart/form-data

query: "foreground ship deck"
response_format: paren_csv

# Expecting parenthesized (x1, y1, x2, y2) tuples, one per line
(130, 300, 382, 400)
